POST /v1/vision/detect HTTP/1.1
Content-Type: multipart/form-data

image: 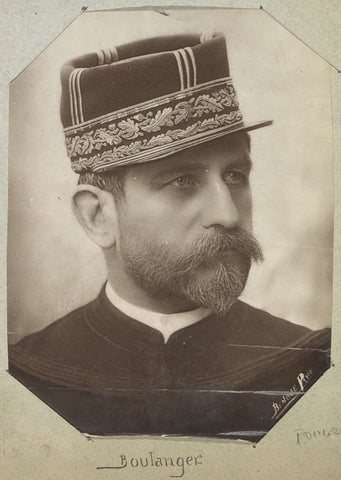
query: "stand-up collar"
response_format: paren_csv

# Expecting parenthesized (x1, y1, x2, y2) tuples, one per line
(105, 281, 210, 342)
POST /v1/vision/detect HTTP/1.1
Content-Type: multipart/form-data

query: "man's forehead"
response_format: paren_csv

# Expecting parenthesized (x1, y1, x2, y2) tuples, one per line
(126, 133, 251, 178)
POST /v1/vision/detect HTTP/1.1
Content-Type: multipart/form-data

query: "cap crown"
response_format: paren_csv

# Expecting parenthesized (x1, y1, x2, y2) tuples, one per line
(60, 33, 270, 173)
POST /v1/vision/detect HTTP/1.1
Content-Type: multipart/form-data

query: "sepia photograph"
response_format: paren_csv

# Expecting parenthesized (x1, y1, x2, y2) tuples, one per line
(7, 9, 332, 443)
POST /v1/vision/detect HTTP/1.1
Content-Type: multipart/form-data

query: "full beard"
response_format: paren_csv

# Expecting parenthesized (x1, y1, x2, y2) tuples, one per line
(119, 226, 264, 315)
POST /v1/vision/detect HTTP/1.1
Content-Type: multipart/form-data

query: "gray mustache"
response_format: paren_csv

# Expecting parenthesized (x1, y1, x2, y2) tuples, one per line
(190, 227, 264, 261)
(160, 227, 264, 274)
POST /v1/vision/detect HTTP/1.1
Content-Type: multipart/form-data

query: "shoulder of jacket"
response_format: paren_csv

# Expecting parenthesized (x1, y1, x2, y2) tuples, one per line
(233, 300, 331, 348)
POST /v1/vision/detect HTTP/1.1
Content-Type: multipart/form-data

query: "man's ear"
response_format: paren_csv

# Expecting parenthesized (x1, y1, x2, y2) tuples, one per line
(72, 185, 120, 248)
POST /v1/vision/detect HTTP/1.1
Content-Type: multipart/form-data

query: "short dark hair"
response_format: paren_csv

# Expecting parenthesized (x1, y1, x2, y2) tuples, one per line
(78, 168, 126, 197)
(78, 132, 251, 194)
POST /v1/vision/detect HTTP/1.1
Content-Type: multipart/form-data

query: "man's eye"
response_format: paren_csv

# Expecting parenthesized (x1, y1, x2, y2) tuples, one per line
(224, 171, 246, 185)
(169, 175, 196, 187)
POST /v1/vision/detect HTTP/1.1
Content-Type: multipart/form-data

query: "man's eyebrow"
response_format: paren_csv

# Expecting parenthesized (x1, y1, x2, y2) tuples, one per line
(150, 162, 207, 180)
(150, 156, 252, 181)
(231, 156, 253, 171)
(223, 155, 253, 172)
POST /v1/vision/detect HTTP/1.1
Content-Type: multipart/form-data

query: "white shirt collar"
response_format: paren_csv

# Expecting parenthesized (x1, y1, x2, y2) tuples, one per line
(105, 282, 210, 343)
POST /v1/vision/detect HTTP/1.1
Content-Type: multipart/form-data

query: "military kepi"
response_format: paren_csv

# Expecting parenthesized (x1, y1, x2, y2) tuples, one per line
(61, 33, 272, 174)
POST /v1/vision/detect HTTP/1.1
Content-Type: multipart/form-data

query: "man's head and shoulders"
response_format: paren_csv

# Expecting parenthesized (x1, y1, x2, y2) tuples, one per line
(8, 32, 331, 394)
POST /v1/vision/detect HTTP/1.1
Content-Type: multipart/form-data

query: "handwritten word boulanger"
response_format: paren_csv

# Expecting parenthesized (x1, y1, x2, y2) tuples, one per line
(97, 451, 204, 478)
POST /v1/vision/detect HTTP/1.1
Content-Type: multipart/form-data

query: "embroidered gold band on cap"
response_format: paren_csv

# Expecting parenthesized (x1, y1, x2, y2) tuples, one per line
(64, 77, 243, 173)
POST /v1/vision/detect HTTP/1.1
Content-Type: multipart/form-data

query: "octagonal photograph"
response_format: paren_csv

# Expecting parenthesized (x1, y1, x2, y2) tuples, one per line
(7, 9, 332, 443)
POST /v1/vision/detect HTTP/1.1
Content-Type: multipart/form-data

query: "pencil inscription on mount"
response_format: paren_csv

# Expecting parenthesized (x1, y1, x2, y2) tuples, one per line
(97, 451, 204, 478)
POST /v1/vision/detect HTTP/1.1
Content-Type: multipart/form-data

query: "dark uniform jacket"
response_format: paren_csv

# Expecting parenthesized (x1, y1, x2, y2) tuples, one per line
(8, 286, 331, 442)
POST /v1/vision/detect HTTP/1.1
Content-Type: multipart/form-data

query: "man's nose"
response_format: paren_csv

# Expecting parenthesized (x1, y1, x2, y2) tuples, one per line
(202, 180, 240, 229)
